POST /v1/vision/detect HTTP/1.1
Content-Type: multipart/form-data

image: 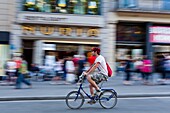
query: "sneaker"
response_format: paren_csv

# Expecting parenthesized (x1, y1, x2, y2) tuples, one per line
(87, 99, 96, 104)
(95, 89, 102, 96)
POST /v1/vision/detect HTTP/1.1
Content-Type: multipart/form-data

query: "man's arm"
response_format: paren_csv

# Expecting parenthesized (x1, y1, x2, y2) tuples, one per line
(85, 62, 100, 75)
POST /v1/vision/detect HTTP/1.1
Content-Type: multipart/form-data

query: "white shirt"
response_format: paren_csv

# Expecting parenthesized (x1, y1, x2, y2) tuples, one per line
(134, 61, 143, 69)
(66, 60, 75, 72)
(94, 55, 108, 75)
(6, 61, 17, 72)
(53, 61, 63, 71)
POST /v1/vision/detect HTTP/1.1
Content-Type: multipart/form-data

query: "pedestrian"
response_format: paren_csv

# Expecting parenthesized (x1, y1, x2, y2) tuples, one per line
(4, 59, 17, 85)
(65, 56, 75, 84)
(162, 55, 170, 84)
(123, 56, 133, 85)
(80, 47, 108, 104)
(141, 55, 152, 85)
(133, 58, 143, 80)
(52, 58, 64, 81)
(77, 55, 86, 82)
(15, 55, 32, 89)
(29, 63, 40, 81)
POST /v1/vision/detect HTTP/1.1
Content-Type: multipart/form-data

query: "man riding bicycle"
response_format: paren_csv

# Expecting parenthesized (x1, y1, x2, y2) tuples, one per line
(81, 47, 108, 104)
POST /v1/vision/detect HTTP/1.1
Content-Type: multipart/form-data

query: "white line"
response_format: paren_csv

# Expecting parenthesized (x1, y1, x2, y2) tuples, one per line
(119, 97, 170, 100)
(0, 97, 170, 103)
(0, 100, 64, 103)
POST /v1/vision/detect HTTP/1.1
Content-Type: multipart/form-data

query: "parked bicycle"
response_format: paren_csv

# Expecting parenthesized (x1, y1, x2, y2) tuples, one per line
(65, 73, 118, 109)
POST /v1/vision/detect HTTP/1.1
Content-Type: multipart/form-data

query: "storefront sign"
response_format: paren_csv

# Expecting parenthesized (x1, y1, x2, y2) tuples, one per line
(22, 25, 99, 37)
(24, 16, 67, 22)
(17, 13, 104, 27)
(150, 26, 170, 43)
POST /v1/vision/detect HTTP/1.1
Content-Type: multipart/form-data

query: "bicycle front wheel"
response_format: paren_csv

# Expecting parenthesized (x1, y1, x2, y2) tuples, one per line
(65, 91, 84, 109)
(99, 90, 117, 109)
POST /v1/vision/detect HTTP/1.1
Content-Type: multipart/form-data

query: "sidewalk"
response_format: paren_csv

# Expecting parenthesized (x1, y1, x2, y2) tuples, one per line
(0, 74, 170, 101)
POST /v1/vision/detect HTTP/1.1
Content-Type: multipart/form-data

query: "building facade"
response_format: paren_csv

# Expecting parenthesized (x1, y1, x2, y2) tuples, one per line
(11, 0, 115, 70)
(0, 0, 15, 75)
(6, 0, 170, 75)
(108, 0, 170, 71)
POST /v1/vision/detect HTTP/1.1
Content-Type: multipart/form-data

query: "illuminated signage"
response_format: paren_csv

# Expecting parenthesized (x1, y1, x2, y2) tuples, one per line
(21, 25, 99, 37)
(150, 26, 170, 43)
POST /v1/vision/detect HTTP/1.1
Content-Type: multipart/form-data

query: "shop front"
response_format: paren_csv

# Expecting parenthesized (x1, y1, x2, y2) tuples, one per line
(13, 1, 105, 67)
(149, 26, 170, 71)
(0, 32, 10, 77)
(19, 23, 101, 66)
(116, 22, 146, 61)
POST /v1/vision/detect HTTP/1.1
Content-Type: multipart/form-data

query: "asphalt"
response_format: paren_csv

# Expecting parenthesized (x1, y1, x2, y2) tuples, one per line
(0, 73, 170, 101)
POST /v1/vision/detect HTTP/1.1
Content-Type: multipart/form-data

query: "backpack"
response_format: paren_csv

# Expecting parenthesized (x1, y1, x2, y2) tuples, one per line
(106, 63, 113, 77)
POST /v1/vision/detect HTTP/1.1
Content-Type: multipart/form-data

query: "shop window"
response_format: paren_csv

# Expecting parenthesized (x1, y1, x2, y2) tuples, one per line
(119, 0, 137, 8)
(23, 0, 101, 15)
(117, 23, 145, 42)
(162, 0, 170, 11)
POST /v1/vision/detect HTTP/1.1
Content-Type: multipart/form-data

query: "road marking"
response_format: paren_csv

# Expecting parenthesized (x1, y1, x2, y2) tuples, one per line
(119, 97, 170, 100)
(0, 97, 170, 103)
(0, 100, 64, 103)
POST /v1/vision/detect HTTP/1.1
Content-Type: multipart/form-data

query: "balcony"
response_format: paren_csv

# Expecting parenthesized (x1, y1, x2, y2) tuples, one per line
(116, 0, 170, 14)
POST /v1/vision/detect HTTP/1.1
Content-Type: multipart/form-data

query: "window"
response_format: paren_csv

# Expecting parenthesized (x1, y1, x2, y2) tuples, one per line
(162, 0, 170, 10)
(23, 0, 101, 15)
(119, 0, 137, 8)
(117, 23, 145, 42)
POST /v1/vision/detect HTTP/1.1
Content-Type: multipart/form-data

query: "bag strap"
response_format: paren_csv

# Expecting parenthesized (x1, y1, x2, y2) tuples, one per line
(98, 59, 108, 75)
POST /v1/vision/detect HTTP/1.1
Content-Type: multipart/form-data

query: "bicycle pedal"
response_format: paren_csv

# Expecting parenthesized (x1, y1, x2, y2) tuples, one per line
(86, 100, 96, 105)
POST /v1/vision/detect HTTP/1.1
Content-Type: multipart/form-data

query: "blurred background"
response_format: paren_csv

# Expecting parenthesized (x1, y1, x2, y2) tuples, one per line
(1, 0, 170, 84)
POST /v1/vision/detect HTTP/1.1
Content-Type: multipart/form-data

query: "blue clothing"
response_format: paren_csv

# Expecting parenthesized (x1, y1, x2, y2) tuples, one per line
(164, 60, 170, 71)
(16, 73, 31, 89)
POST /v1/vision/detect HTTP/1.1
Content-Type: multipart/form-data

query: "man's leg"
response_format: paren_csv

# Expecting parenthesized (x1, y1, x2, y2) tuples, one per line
(86, 75, 100, 91)
(89, 84, 94, 96)
(16, 73, 22, 89)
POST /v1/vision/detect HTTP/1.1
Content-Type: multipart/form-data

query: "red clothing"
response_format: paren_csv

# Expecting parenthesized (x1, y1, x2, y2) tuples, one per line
(141, 59, 152, 73)
(14, 60, 22, 69)
(72, 57, 79, 67)
(88, 56, 96, 66)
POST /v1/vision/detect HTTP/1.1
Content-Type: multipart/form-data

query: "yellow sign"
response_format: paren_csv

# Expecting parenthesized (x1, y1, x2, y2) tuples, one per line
(22, 26, 35, 34)
(76, 28, 83, 36)
(59, 28, 72, 36)
(87, 29, 99, 37)
(22, 25, 99, 37)
(40, 26, 54, 35)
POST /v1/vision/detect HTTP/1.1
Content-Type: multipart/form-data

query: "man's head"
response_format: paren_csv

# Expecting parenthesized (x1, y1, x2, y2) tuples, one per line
(91, 47, 100, 56)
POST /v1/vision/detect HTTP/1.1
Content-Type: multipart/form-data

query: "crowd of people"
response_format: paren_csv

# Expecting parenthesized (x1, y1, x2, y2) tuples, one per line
(3, 55, 32, 89)
(1, 54, 97, 87)
(50, 54, 96, 84)
(117, 54, 170, 85)
(2, 53, 170, 88)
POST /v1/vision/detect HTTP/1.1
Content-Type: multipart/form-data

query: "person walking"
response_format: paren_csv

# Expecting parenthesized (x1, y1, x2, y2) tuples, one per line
(141, 55, 152, 85)
(77, 55, 86, 82)
(15, 55, 32, 89)
(4, 59, 17, 85)
(123, 56, 133, 85)
(65, 56, 75, 84)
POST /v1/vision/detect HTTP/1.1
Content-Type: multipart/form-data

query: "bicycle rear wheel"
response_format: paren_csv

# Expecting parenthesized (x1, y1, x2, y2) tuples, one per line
(65, 91, 84, 109)
(99, 90, 117, 109)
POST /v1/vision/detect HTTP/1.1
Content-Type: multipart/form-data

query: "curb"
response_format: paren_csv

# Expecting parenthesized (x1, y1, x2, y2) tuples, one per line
(1, 93, 170, 101)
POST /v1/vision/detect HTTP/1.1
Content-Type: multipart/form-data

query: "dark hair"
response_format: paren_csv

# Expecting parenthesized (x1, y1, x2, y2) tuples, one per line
(91, 47, 100, 55)
(20, 55, 25, 60)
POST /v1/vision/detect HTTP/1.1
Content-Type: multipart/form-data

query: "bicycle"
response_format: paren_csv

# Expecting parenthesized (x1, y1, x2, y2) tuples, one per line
(65, 73, 117, 109)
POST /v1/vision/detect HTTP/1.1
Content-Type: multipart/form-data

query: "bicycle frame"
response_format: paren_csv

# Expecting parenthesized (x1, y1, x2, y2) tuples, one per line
(75, 81, 117, 101)
(76, 83, 92, 100)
